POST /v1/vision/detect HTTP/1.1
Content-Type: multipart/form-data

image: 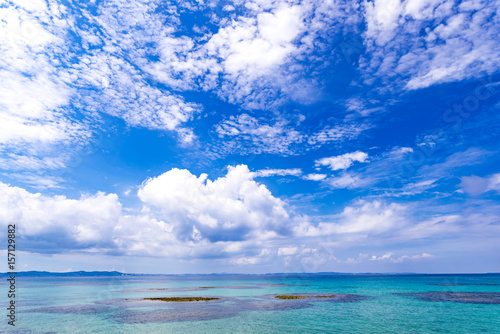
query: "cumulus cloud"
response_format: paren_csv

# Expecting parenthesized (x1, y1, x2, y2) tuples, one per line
(215, 5, 305, 76)
(0, 165, 296, 258)
(0, 182, 121, 251)
(0, 175, 498, 269)
(316, 151, 369, 170)
(138, 165, 293, 242)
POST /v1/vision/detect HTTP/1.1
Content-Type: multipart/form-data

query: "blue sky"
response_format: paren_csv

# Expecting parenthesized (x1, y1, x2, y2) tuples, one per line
(1, 0, 499, 274)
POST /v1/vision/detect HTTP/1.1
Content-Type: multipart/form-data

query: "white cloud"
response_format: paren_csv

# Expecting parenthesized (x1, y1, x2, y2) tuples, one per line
(307, 124, 370, 146)
(144, 2, 313, 109)
(397, 179, 438, 196)
(231, 256, 260, 265)
(0, 2, 90, 173)
(214, 114, 304, 155)
(213, 115, 370, 156)
(364, 0, 404, 45)
(112, 214, 182, 257)
(4, 173, 65, 189)
(0, 177, 498, 267)
(138, 165, 292, 242)
(278, 246, 298, 256)
(362, 0, 500, 90)
(328, 173, 363, 189)
(296, 200, 408, 236)
(1, 0, 209, 181)
(255, 168, 302, 177)
(335, 200, 406, 234)
(144, 1, 362, 109)
(230, 248, 270, 265)
(0, 182, 121, 249)
(222, 5, 235, 12)
(370, 252, 433, 263)
(0, 155, 68, 172)
(460, 173, 500, 196)
(392, 147, 413, 155)
(303, 173, 327, 181)
(316, 151, 369, 170)
(0, 169, 293, 258)
(72, 52, 201, 143)
(219, 5, 304, 76)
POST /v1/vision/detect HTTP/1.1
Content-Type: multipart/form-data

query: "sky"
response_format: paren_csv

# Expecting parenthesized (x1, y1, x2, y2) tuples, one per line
(0, 0, 499, 274)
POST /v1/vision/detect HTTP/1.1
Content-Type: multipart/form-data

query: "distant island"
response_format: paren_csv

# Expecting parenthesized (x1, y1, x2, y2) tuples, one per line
(1, 271, 498, 277)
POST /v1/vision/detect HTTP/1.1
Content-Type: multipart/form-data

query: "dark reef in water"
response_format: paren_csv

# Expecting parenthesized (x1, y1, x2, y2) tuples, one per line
(395, 291, 500, 304)
(271, 293, 371, 303)
(100, 291, 371, 324)
(256, 283, 310, 287)
(143, 297, 221, 302)
(275, 295, 310, 299)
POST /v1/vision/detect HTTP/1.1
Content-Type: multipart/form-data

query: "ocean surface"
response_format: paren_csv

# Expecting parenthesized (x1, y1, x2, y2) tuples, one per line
(4, 274, 500, 333)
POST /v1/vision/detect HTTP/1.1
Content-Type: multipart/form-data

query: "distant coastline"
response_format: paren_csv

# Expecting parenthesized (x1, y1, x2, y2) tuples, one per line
(1, 271, 499, 277)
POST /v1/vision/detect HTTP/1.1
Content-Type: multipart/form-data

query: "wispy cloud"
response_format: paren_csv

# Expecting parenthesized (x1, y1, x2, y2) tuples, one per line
(316, 151, 369, 170)
(214, 114, 304, 155)
(255, 168, 302, 177)
(369, 252, 433, 263)
(0, 1, 91, 175)
(460, 173, 500, 196)
(303, 173, 327, 181)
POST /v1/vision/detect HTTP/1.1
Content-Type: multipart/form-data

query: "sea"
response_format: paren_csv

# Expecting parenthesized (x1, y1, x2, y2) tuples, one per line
(4, 273, 500, 333)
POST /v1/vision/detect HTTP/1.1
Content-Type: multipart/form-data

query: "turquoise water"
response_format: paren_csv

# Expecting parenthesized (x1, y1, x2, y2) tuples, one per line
(5, 274, 500, 333)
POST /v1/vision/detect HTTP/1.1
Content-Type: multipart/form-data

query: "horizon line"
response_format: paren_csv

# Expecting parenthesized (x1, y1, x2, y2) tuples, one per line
(2, 270, 500, 276)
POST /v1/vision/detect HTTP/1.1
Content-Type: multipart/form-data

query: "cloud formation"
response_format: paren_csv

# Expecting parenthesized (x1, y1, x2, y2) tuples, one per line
(460, 173, 500, 196)
(138, 165, 292, 242)
(316, 151, 369, 170)
(361, 0, 500, 90)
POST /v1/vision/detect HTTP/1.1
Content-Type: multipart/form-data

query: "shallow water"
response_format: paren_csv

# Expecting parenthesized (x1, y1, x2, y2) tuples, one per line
(6, 274, 500, 333)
